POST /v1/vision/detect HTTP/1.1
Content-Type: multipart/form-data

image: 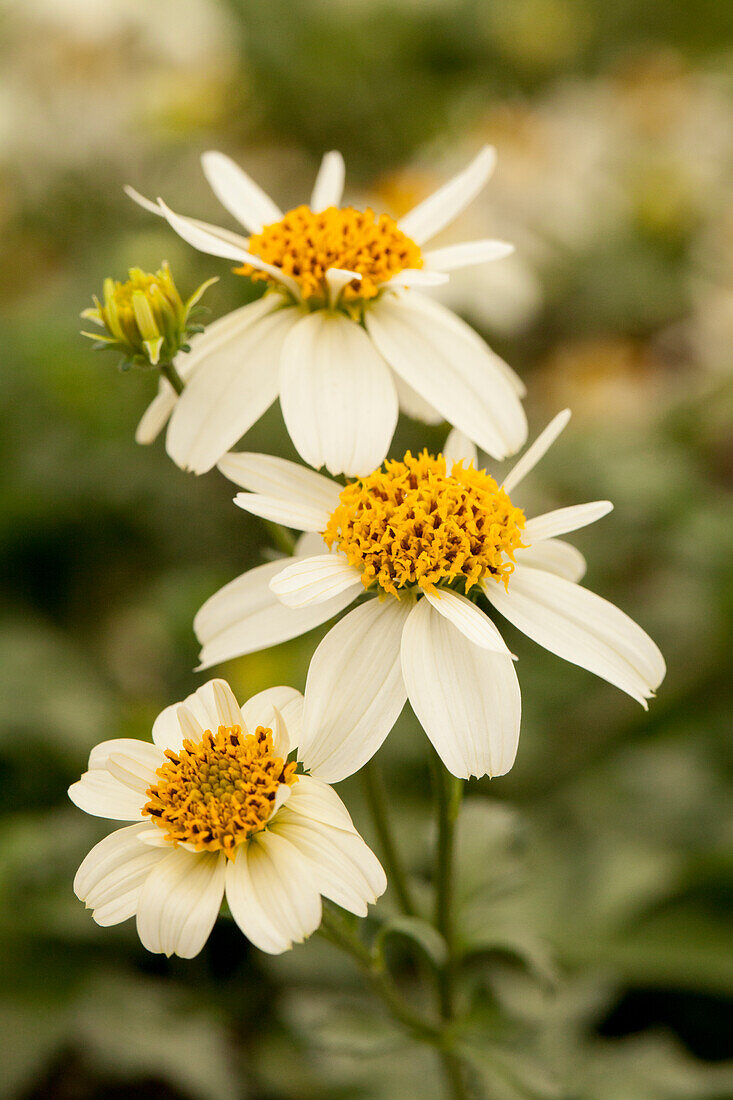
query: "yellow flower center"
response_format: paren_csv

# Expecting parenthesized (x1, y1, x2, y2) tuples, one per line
(322, 451, 527, 597)
(143, 725, 297, 859)
(110, 269, 165, 311)
(237, 205, 422, 304)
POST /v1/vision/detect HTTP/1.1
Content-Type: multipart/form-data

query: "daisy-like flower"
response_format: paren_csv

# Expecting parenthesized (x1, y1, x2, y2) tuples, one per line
(69, 679, 386, 958)
(128, 147, 527, 476)
(195, 411, 665, 781)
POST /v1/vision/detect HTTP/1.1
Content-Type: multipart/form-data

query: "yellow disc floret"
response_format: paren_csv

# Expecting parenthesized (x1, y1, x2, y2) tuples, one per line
(323, 451, 527, 596)
(237, 205, 422, 303)
(143, 725, 297, 859)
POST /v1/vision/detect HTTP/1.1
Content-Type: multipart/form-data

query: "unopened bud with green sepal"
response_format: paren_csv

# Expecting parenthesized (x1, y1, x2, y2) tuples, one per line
(81, 263, 217, 371)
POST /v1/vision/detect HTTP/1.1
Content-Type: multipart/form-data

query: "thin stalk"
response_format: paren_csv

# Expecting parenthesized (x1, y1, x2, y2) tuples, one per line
(318, 908, 437, 1042)
(319, 909, 469, 1098)
(429, 751, 467, 1096)
(159, 360, 185, 395)
(429, 749, 463, 1020)
(437, 1049, 468, 1100)
(360, 758, 417, 916)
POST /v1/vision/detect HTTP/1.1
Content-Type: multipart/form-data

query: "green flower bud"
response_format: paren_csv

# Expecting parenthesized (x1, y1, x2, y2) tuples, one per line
(81, 263, 217, 369)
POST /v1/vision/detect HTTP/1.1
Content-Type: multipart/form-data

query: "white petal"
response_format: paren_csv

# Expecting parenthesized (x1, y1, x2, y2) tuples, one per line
(234, 492, 331, 533)
(106, 753, 160, 794)
(241, 686, 304, 755)
(269, 554, 363, 609)
(515, 539, 586, 583)
(400, 598, 521, 779)
(299, 599, 409, 782)
(136, 827, 172, 849)
(136, 848, 225, 958)
(423, 589, 512, 653)
(68, 770, 146, 821)
(155, 199, 254, 263)
(186, 297, 279, 364)
(152, 679, 244, 751)
(74, 822, 167, 926)
(136, 300, 277, 445)
(268, 783, 293, 821)
(151, 704, 193, 752)
(365, 291, 526, 460)
(443, 427, 478, 469)
(224, 846, 289, 954)
(279, 774, 355, 830)
(166, 303, 299, 474)
(159, 295, 279, 459)
(398, 146, 497, 245)
(124, 185, 252, 251)
(494, 357, 528, 397)
(88, 739, 165, 775)
(423, 239, 515, 271)
(380, 268, 449, 289)
(484, 565, 666, 706)
(502, 409, 571, 494)
(211, 678, 245, 726)
(524, 501, 613, 542)
(279, 311, 398, 476)
(325, 267, 361, 308)
(136, 385, 179, 446)
(310, 150, 346, 212)
(225, 832, 321, 954)
(195, 558, 359, 670)
(201, 150, 282, 234)
(218, 451, 342, 512)
(271, 815, 386, 916)
(156, 199, 300, 297)
(124, 184, 163, 216)
(392, 372, 443, 425)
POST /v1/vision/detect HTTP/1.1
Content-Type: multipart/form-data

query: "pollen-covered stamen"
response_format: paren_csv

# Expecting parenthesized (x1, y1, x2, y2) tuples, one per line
(323, 451, 527, 596)
(143, 725, 297, 859)
(237, 205, 423, 302)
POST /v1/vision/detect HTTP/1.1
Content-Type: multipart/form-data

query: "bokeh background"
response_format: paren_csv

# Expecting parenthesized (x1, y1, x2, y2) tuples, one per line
(1, 1, 731, 1097)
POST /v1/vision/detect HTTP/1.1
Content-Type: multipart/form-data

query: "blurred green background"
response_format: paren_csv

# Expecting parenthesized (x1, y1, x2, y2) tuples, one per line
(1, 1, 731, 1097)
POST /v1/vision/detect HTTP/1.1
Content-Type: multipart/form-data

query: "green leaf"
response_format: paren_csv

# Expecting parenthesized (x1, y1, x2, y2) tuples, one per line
(373, 915, 448, 972)
(458, 923, 558, 990)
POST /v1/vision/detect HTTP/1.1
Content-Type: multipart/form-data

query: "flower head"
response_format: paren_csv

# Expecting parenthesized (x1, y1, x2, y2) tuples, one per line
(195, 412, 665, 782)
(81, 263, 216, 369)
(126, 148, 527, 476)
(69, 679, 385, 957)
(240, 204, 423, 309)
(144, 722, 297, 858)
(323, 450, 526, 595)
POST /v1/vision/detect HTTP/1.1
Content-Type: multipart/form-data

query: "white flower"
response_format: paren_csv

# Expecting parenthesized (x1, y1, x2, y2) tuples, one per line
(129, 147, 527, 476)
(195, 412, 665, 781)
(69, 679, 386, 958)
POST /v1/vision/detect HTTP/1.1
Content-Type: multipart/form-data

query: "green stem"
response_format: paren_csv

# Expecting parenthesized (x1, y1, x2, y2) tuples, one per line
(159, 360, 185, 395)
(318, 908, 437, 1042)
(319, 849, 470, 1097)
(430, 752, 467, 1097)
(360, 759, 417, 916)
(429, 749, 463, 1020)
(438, 1049, 468, 1100)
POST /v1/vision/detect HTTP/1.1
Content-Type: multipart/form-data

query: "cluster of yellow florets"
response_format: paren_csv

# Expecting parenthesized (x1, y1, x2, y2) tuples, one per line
(81, 262, 215, 368)
(143, 725, 297, 858)
(238, 204, 422, 303)
(322, 451, 527, 596)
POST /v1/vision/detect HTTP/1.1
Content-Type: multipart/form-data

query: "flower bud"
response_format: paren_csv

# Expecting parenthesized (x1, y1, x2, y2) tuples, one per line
(81, 263, 216, 369)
